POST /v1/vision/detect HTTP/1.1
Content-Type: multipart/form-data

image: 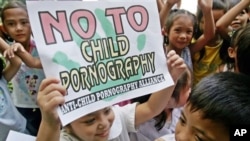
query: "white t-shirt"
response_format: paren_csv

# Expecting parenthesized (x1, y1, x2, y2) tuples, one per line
(11, 40, 45, 108)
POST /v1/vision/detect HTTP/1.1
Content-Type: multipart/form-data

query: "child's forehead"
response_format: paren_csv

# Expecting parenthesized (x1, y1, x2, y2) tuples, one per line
(182, 104, 229, 140)
(81, 106, 112, 117)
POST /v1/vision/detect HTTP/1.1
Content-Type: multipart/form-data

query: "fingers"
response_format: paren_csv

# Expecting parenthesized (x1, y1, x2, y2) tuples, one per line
(38, 89, 65, 112)
(38, 78, 66, 108)
(166, 50, 187, 82)
(38, 77, 61, 92)
(37, 78, 66, 117)
(3, 43, 25, 58)
(167, 50, 185, 68)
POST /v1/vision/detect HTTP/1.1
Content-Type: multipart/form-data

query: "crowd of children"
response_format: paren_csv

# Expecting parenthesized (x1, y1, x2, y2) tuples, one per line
(0, 0, 250, 141)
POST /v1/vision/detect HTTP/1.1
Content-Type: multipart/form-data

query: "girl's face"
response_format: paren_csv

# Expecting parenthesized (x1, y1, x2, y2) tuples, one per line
(3, 7, 31, 46)
(68, 107, 115, 141)
(167, 15, 194, 52)
(231, 10, 249, 30)
(175, 104, 229, 141)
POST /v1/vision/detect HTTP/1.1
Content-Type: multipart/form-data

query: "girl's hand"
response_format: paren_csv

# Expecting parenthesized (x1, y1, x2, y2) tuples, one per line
(3, 43, 25, 58)
(166, 0, 181, 7)
(166, 50, 187, 83)
(37, 78, 66, 126)
(198, 0, 213, 11)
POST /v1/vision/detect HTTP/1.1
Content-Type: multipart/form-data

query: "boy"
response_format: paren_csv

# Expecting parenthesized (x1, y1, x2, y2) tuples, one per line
(157, 72, 250, 141)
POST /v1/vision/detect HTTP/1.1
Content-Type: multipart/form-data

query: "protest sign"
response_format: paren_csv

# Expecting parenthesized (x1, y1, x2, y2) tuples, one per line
(26, 0, 173, 126)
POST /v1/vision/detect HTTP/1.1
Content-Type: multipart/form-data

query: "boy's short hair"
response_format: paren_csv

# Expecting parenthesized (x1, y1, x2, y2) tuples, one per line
(187, 72, 250, 129)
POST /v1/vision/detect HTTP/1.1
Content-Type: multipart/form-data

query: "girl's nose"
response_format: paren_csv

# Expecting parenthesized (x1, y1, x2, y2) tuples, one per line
(176, 126, 191, 141)
(179, 33, 187, 39)
(16, 23, 23, 30)
(98, 116, 109, 129)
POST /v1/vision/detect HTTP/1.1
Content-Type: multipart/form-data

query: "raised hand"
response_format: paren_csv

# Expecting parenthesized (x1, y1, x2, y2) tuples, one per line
(166, 0, 181, 6)
(166, 50, 187, 83)
(198, 0, 213, 11)
(3, 42, 25, 58)
(37, 78, 66, 126)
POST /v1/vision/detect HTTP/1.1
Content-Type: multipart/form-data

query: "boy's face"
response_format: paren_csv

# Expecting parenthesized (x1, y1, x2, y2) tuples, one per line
(175, 104, 229, 141)
(68, 107, 114, 141)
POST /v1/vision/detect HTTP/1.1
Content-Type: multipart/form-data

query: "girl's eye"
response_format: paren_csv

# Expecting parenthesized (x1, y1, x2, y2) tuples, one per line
(104, 108, 111, 115)
(174, 29, 181, 32)
(187, 31, 193, 35)
(21, 20, 30, 25)
(83, 118, 95, 125)
(239, 11, 246, 16)
(179, 116, 186, 126)
(6, 22, 15, 27)
(195, 135, 204, 141)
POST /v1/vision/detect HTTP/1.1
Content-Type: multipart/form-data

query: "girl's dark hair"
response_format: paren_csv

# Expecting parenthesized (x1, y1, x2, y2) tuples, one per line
(195, 0, 228, 62)
(1, 1, 27, 23)
(236, 24, 250, 75)
(164, 9, 197, 45)
(219, 27, 244, 71)
(187, 72, 250, 129)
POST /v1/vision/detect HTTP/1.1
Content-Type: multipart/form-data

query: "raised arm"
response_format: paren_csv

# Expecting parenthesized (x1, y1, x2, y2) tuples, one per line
(36, 78, 66, 141)
(157, 0, 164, 13)
(0, 38, 21, 81)
(134, 50, 186, 127)
(4, 43, 42, 69)
(189, 0, 215, 54)
(159, 0, 181, 28)
(216, 0, 250, 40)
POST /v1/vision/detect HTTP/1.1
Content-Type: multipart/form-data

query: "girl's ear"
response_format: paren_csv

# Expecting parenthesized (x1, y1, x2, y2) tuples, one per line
(0, 25, 7, 35)
(228, 47, 236, 58)
(162, 26, 168, 36)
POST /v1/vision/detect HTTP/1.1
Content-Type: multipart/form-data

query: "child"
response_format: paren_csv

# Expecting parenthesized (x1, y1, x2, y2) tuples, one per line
(216, 27, 244, 72)
(156, 72, 250, 141)
(216, 0, 250, 41)
(192, 0, 227, 85)
(36, 50, 187, 141)
(129, 67, 192, 141)
(0, 37, 41, 141)
(1, 1, 45, 135)
(0, 37, 27, 141)
(160, 0, 214, 70)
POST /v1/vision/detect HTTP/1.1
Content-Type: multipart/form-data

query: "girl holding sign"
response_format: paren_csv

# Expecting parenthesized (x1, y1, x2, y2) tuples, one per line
(36, 50, 187, 141)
